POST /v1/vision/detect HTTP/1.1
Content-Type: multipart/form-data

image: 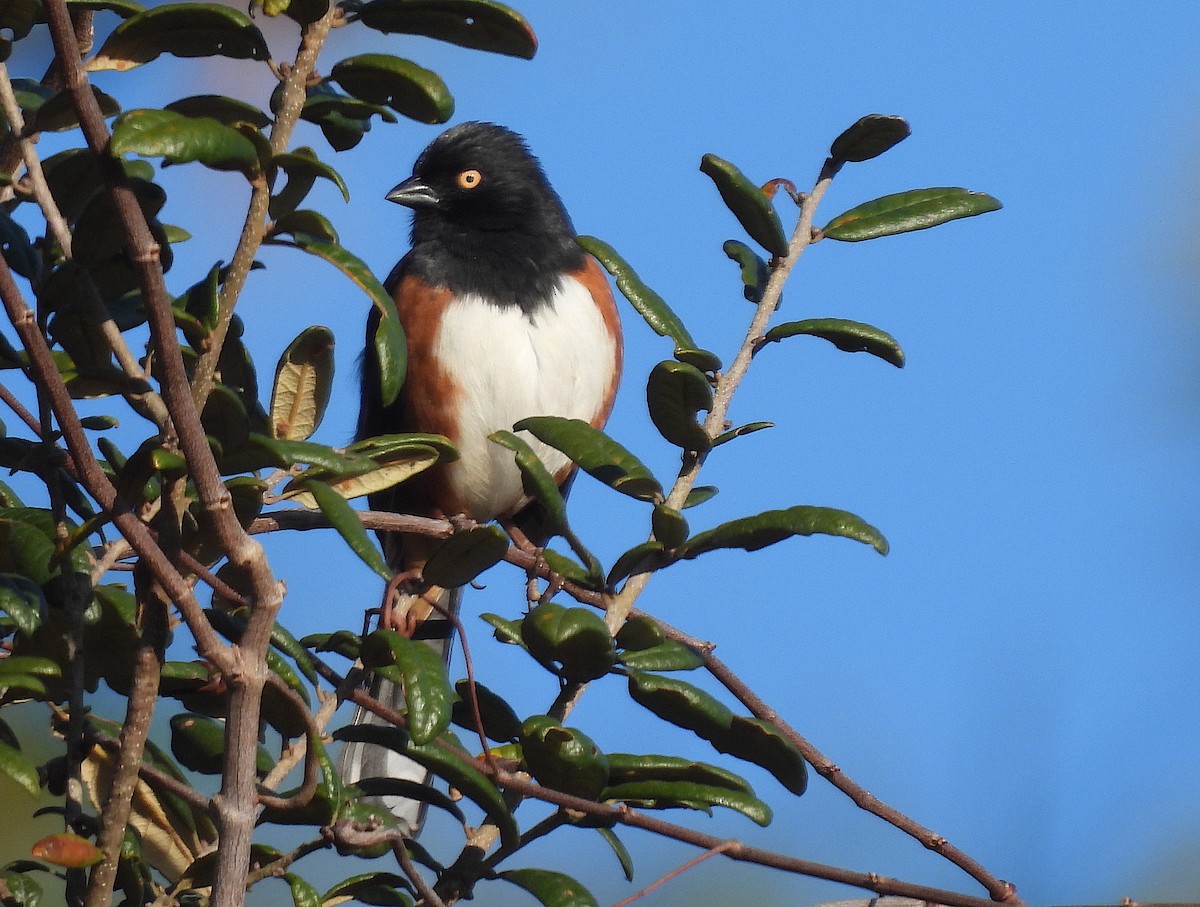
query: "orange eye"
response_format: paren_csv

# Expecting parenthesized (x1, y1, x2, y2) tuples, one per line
(456, 169, 483, 190)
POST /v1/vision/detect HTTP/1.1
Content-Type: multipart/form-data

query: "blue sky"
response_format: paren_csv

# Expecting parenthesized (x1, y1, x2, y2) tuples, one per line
(5, 3, 1200, 905)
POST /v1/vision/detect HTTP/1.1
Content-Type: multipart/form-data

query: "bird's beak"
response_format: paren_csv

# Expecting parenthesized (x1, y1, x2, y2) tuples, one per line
(385, 176, 440, 208)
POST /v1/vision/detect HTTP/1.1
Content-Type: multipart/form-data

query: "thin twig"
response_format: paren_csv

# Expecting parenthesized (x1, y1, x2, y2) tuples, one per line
(395, 841, 447, 907)
(609, 841, 735, 907)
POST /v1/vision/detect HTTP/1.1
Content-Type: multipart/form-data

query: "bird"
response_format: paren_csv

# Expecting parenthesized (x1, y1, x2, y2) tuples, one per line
(338, 121, 623, 836)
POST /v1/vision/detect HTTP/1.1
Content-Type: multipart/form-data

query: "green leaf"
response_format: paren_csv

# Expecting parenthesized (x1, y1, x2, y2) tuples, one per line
(0, 212, 39, 281)
(606, 752, 753, 793)
(677, 505, 889, 558)
(722, 239, 769, 303)
(480, 612, 523, 647)
(270, 147, 349, 218)
(711, 421, 773, 447)
(829, 113, 911, 164)
(452, 678, 522, 742)
(762, 317, 904, 367)
(617, 640, 702, 672)
(170, 712, 272, 776)
(489, 430, 603, 581)
(699, 154, 789, 258)
(0, 740, 39, 797)
(270, 209, 340, 245)
(626, 672, 807, 796)
(280, 437, 445, 506)
(0, 574, 46, 635)
(270, 325, 335, 441)
(283, 872, 321, 907)
(650, 504, 688, 549)
(520, 715, 609, 799)
(290, 82, 397, 152)
(521, 601, 615, 683)
(515, 416, 662, 503)
(265, 234, 404, 405)
(601, 779, 772, 826)
(110, 108, 260, 172)
(86, 2, 270, 71)
(66, 0, 145, 15)
(322, 873, 416, 907)
(354, 776, 466, 823)
(165, 94, 272, 128)
(32, 86, 121, 132)
(646, 360, 712, 452)
(355, 0, 537, 59)
(593, 827, 633, 882)
(499, 869, 598, 907)
(0, 868, 42, 907)
(242, 435, 373, 473)
(726, 716, 807, 796)
(606, 540, 668, 587)
(360, 630, 453, 744)
(822, 187, 1002, 242)
(422, 526, 509, 588)
(682, 485, 718, 509)
(307, 481, 391, 580)
(576, 236, 698, 352)
(331, 54, 454, 125)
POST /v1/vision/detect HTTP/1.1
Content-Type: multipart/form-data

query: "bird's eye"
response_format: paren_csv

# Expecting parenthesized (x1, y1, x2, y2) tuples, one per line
(456, 169, 483, 190)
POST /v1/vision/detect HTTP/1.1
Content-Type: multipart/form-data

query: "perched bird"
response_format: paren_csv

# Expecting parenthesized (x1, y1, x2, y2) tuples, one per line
(339, 122, 623, 834)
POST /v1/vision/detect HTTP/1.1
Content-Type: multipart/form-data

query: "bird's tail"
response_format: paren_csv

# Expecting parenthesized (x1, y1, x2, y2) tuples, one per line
(337, 584, 461, 837)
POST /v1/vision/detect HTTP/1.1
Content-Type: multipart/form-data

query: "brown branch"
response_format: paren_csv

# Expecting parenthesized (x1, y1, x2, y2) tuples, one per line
(254, 674, 321, 813)
(85, 574, 167, 907)
(0, 379, 45, 437)
(486, 768, 1008, 907)
(189, 8, 337, 410)
(394, 840, 447, 907)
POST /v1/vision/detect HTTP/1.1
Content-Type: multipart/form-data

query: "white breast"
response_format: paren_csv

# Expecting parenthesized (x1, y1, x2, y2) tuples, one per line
(434, 276, 617, 521)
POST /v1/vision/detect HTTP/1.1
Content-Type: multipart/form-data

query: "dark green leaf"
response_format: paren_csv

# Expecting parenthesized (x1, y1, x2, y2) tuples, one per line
(270, 209, 340, 245)
(515, 416, 662, 503)
(0, 574, 46, 635)
(66, 0, 145, 14)
(521, 601, 615, 683)
(331, 54, 453, 125)
(601, 779, 772, 825)
(646, 360, 712, 452)
(32, 87, 120, 132)
(606, 752, 753, 793)
(677, 505, 888, 558)
(699, 154, 789, 258)
(451, 678, 521, 742)
(86, 2, 270, 71)
(606, 541, 668, 587)
(360, 629, 453, 744)
(710, 421, 773, 447)
(722, 239, 769, 303)
(0, 868, 42, 907)
(307, 480, 391, 580)
(301, 628, 361, 659)
(291, 82, 397, 151)
(355, 0, 537, 59)
(480, 612, 524, 647)
(499, 869, 598, 907)
(576, 236, 697, 352)
(594, 827, 633, 882)
(322, 872, 416, 907)
(520, 715, 609, 799)
(165, 94, 272, 128)
(169, 712, 272, 776)
(539, 548, 593, 588)
(240, 434, 374, 473)
(0, 212, 39, 281)
(422, 525, 509, 588)
(265, 234, 404, 405)
(762, 317, 904, 367)
(829, 114, 911, 164)
(270, 147, 349, 219)
(617, 640, 702, 672)
(0, 740, 39, 797)
(626, 671, 734, 740)
(283, 872, 321, 907)
(650, 504, 687, 550)
(110, 108, 260, 172)
(822, 187, 1002, 242)
(354, 776, 465, 823)
(682, 485, 718, 509)
(270, 325, 335, 441)
(673, 347, 722, 373)
(726, 716, 807, 795)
